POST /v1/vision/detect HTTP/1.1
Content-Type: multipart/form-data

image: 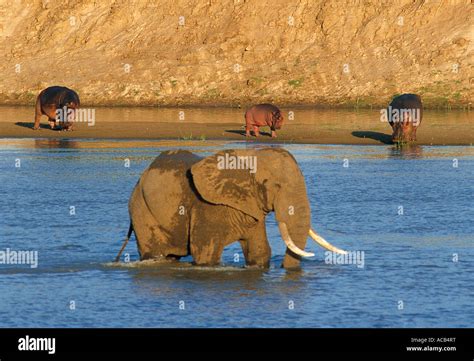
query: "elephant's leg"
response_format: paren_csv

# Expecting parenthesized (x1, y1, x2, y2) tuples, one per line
(129, 185, 186, 261)
(240, 222, 271, 268)
(189, 205, 238, 266)
(190, 236, 225, 266)
(131, 208, 171, 261)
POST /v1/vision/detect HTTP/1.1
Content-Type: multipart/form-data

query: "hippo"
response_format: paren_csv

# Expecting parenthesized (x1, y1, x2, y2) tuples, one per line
(386, 94, 423, 143)
(245, 103, 284, 138)
(33, 86, 80, 131)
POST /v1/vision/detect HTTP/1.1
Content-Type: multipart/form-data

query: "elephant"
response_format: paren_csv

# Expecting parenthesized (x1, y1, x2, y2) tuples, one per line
(118, 148, 347, 269)
(385, 94, 423, 143)
(245, 103, 284, 138)
(33, 86, 80, 131)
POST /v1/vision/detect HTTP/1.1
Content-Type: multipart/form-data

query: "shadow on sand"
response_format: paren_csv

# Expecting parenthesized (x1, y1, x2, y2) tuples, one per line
(15, 121, 54, 130)
(351, 131, 393, 144)
(225, 129, 273, 138)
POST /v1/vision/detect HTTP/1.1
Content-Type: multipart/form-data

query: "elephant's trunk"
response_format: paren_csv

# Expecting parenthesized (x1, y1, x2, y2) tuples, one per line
(274, 182, 312, 268)
(274, 181, 348, 267)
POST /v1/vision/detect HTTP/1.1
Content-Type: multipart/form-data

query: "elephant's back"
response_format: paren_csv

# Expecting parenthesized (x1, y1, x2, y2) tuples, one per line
(149, 150, 201, 170)
(140, 150, 202, 213)
(129, 150, 202, 258)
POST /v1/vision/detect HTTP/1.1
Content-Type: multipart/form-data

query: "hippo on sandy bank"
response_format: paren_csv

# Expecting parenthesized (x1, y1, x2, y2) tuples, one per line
(244, 103, 284, 138)
(383, 94, 423, 143)
(33, 86, 80, 131)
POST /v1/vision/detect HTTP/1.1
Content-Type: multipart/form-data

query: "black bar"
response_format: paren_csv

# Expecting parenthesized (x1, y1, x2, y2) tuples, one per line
(0, 328, 472, 358)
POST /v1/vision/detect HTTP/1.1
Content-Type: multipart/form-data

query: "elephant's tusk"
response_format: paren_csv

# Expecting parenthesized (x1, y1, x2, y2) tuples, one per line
(309, 228, 348, 255)
(278, 222, 315, 258)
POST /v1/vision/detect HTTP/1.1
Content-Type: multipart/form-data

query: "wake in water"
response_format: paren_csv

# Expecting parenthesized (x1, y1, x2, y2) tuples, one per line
(104, 259, 250, 271)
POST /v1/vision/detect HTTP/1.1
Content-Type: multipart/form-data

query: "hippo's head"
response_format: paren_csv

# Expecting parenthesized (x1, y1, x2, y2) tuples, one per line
(58, 90, 80, 124)
(388, 94, 422, 144)
(391, 113, 418, 143)
(273, 111, 284, 130)
(62, 92, 80, 110)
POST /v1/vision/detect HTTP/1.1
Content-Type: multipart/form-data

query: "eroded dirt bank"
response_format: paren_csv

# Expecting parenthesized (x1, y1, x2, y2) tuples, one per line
(0, 0, 472, 108)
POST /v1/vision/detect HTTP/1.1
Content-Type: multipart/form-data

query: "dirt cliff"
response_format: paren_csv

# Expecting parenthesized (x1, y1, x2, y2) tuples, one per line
(0, 0, 472, 108)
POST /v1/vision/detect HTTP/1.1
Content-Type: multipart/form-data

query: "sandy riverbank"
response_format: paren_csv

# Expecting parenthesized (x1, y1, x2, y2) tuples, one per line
(1, 120, 472, 145)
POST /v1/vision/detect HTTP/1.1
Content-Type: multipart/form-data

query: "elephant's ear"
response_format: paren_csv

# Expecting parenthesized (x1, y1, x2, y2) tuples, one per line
(191, 150, 263, 221)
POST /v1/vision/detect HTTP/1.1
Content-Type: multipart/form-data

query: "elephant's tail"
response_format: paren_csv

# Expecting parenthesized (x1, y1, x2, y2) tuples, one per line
(114, 222, 134, 263)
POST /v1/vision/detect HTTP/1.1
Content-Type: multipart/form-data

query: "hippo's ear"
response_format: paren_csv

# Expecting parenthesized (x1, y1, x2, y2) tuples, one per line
(190, 150, 263, 221)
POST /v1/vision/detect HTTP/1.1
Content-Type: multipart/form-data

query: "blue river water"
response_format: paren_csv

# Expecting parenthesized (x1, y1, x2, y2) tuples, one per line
(0, 139, 472, 327)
